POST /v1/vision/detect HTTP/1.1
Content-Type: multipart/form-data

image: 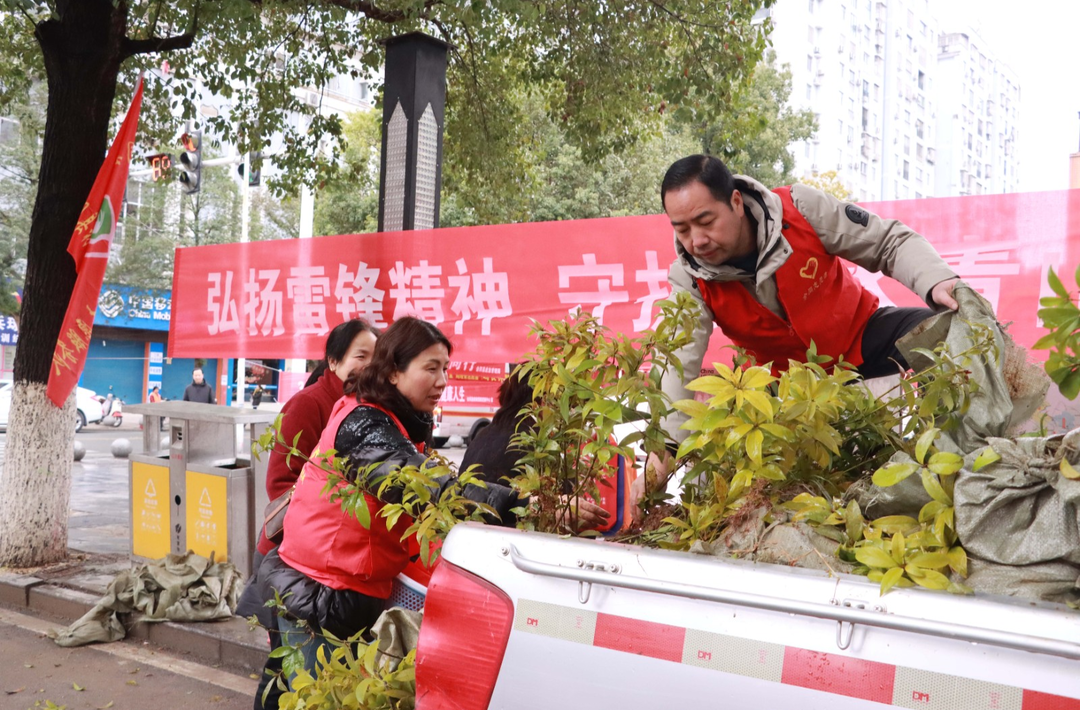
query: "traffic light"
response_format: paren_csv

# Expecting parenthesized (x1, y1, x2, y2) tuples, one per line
(237, 152, 262, 187)
(178, 131, 202, 195)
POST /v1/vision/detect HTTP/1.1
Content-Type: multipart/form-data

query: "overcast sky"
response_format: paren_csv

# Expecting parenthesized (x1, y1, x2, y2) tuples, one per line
(934, 0, 1080, 193)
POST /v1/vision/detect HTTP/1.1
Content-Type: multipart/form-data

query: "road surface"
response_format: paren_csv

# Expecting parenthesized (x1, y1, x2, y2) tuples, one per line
(0, 606, 255, 710)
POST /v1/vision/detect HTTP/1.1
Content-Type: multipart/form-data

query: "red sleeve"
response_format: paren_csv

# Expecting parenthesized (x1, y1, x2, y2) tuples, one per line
(265, 394, 324, 500)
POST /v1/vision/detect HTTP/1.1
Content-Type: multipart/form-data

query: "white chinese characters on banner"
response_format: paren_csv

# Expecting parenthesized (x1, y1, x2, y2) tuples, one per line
(242, 269, 285, 337)
(286, 266, 333, 335)
(441, 384, 467, 403)
(389, 260, 446, 325)
(207, 271, 239, 335)
(335, 262, 387, 327)
(940, 242, 1021, 313)
(449, 257, 513, 335)
(633, 251, 671, 331)
(558, 254, 629, 324)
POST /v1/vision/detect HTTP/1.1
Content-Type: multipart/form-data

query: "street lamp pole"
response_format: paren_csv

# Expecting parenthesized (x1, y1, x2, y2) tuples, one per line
(234, 150, 251, 407)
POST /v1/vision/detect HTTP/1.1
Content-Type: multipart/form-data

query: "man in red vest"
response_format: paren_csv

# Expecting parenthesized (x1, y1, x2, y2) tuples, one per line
(639, 155, 960, 507)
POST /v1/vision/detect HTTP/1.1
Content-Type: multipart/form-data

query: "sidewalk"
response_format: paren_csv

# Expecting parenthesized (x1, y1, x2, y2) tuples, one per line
(0, 414, 270, 679)
(0, 411, 466, 680)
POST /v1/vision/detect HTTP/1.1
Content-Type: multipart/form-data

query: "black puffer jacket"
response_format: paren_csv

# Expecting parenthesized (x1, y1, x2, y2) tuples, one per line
(259, 402, 525, 640)
(334, 404, 526, 522)
(258, 548, 386, 640)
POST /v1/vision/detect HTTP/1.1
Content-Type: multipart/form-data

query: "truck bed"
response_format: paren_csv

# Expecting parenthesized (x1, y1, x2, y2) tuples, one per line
(415, 524, 1080, 710)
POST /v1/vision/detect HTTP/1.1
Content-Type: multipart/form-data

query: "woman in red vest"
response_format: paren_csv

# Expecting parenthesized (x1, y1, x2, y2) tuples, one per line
(254, 319, 380, 560)
(259, 317, 524, 687)
(241, 318, 378, 710)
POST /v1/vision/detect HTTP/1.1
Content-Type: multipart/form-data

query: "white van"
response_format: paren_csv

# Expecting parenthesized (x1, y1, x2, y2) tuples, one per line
(432, 403, 497, 447)
(432, 363, 506, 446)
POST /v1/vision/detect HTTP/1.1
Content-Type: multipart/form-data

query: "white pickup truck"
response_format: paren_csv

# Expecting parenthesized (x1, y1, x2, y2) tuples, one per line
(413, 524, 1080, 710)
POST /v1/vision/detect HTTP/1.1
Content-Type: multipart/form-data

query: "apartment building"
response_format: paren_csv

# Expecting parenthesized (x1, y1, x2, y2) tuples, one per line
(766, 0, 1018, 200)
(934, 30, 1020, 196)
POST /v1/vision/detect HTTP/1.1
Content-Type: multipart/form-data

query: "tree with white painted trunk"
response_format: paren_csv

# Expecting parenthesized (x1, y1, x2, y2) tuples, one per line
(0, 387, 76, 565)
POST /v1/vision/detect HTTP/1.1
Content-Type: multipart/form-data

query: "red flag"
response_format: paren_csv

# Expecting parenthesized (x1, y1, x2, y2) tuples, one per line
(47, 78, 144, 408)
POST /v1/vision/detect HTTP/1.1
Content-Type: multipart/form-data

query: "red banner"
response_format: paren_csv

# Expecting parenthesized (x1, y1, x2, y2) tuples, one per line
(48, 78, 144, 407)
(170, 189, 1080, 369)
(441, 362, 505, 410)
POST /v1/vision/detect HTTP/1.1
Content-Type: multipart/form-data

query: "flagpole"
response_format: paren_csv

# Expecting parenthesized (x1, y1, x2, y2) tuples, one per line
(234, 150, 250, 408)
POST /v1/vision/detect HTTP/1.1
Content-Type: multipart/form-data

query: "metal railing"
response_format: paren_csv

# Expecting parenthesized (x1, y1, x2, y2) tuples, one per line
(508, 545, 1080, 662)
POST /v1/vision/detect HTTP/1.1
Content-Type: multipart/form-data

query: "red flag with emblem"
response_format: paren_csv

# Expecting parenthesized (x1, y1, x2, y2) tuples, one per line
(47, 78, 144, 408)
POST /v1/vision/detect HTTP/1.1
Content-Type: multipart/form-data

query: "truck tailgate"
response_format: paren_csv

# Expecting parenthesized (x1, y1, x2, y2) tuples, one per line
(417, 524, 1080, 710)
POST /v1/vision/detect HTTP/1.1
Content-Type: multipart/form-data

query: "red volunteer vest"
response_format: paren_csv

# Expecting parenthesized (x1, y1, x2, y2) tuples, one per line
(695, 186, 879, 370)
(278, 398, 418, 598)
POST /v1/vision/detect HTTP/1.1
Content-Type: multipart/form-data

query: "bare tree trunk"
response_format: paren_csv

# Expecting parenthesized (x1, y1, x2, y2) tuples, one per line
(0, 0, 126, 567)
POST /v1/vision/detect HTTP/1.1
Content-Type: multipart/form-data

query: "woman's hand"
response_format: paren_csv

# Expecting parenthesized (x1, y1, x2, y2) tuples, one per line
(556, 495, 610, 532)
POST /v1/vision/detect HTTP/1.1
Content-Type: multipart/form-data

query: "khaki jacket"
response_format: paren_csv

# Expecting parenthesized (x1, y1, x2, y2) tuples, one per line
(661, 175, 957, 441)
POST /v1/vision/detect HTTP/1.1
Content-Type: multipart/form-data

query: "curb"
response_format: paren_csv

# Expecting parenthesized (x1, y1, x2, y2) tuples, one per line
(0, 570, 268, 674)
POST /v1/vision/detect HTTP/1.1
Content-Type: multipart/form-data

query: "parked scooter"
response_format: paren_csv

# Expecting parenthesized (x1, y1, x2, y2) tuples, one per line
(97, 393, 123, 428)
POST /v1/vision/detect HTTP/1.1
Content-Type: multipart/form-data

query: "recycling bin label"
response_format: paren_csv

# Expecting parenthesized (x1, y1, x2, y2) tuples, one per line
(185, 471, 229, 562)
(132, 462, 170, 559)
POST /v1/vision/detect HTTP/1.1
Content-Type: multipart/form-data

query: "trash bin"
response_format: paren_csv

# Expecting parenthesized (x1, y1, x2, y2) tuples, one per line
(126, 401, 278, 579)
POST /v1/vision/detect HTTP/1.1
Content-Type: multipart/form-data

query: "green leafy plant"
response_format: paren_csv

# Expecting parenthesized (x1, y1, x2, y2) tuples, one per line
(277, 638, 416, 710)
(1035, 265, 1080, 399)
(259, 596, 416, 710)
(853, 428, 1003, 595)
(255, 416, 498, 568)
(324, 456, 500, 569)
(511, 292, 699, 533)
(661, 354, 888, 553)
(657, 322, 997, 594)
(373, 462, 498, 566)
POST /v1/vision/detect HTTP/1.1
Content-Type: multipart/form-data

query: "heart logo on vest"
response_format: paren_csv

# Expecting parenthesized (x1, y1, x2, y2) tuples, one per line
(799, 257, 819, 280)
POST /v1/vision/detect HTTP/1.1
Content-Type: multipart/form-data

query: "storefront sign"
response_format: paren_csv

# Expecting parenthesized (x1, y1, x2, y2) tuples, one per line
(147, 342, 165, 391)
(96, 285, 171, 331)
(0, 316, 18, 346)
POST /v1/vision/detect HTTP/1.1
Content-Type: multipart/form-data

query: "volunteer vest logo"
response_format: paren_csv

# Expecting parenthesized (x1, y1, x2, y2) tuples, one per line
(799, 257, 819, 280)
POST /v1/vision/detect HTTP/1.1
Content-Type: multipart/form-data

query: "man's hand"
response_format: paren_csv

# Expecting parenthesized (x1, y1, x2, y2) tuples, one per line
(931, 278, 960, 311)
(629, 451, 672, 527)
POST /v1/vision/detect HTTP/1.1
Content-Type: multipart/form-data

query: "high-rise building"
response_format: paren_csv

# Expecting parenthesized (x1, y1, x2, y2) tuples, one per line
(764, 0, 1018, 200)
(934, 31, 1020, 196)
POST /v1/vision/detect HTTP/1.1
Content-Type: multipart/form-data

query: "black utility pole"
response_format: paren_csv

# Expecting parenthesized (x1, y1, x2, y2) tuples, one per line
(377, 32, 449, 232)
